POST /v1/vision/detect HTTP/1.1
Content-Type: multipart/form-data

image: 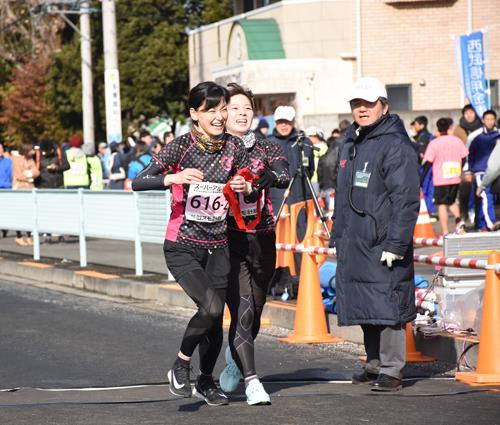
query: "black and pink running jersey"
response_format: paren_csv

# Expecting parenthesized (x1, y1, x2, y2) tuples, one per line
(227, 138, 290, 233)
(152, 132, 249, 249)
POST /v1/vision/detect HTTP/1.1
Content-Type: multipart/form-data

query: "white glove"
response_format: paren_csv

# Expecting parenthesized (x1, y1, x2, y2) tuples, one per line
(24, 170, 33, 178)
(380, 251, 403, 268)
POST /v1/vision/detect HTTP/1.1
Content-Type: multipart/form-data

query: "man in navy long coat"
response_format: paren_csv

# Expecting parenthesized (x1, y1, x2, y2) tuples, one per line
(329, 77, 420, 391)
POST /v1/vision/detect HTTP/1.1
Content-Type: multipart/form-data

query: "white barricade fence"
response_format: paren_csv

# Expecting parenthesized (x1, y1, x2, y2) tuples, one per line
(0, 189, 171, 276)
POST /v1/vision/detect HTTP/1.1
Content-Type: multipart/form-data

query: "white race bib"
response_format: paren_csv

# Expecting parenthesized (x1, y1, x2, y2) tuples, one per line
(442, 161, 461, 179)
(185, 182, 228, 223)
(230, 191, 265, 217)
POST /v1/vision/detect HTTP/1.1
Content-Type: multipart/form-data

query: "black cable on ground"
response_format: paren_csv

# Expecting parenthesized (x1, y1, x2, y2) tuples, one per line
(456, 342, 479, 372)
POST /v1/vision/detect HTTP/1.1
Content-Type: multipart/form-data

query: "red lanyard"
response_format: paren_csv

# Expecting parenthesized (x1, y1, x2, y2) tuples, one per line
(223, 168, 262, 231)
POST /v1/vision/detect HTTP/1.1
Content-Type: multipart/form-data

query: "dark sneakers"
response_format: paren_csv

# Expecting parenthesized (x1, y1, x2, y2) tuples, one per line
(168, 359, 193, 398)
(352, 370, 378, 384)
(193, 374, 229, 406)
(370, 373, 403, 392)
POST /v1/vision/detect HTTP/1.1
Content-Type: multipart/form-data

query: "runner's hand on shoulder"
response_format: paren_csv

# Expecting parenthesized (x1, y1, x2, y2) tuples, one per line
(164, 168, 203, 186)
(254, 167, 277, 190)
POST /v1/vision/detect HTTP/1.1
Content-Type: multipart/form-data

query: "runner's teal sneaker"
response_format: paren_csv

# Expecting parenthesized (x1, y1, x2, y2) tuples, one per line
(245, 378, 271, 405)
(219, 346, 242, 393)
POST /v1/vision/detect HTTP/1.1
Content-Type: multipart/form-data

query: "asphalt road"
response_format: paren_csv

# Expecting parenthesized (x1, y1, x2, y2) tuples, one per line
(1, 277, 499, 425)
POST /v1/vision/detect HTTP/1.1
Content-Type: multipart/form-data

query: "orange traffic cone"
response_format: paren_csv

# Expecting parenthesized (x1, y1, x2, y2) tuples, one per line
(276, 204, 296, 276)
(414, 190, 435, 239)
(405, 322, 434, 362)
(279, 236, 342, 344)
(275, 204, 286, 268)
(456, 251, 500, 386)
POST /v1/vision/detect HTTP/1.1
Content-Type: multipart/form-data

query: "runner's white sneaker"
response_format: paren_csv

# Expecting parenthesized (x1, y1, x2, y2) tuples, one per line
(219, 346, 242, 393)
(245, 379, 271, 405)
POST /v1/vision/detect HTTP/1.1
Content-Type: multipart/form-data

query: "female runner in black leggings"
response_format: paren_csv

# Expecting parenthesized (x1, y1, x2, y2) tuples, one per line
(219, 83, 290, 405)
(132, 81, 253, 406)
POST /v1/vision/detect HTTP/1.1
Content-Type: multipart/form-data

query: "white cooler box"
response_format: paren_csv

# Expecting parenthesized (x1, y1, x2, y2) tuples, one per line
(433, 232, 500, 333)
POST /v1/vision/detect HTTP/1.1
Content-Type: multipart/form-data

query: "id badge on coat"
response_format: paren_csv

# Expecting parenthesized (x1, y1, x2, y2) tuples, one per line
(354, 162, 371, 188)
(354, 171, 371, 188)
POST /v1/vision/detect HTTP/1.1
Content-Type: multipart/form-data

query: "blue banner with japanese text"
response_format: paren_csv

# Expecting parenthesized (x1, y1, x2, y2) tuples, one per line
(457, 31, 490, 119)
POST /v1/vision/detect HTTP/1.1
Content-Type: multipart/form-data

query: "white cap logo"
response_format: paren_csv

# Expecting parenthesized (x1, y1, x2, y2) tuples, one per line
(348, 77, 388, 103)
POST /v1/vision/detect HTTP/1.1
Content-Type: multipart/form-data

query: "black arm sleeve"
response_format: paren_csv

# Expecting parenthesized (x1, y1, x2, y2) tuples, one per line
(267, 140, 290, 189)
(420, 161, 432, 185)
(131, 160, 167, 191)
(58, 150, 70, 173)
(271, 159, 290, 189)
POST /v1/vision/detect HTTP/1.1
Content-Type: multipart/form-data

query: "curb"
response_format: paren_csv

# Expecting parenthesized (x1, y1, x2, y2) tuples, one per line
(0, 256, 474, 364)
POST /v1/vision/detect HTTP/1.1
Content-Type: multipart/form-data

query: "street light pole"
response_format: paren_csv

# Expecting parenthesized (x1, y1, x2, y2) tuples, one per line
(102, 0, 122, 144)
(80, 1, 95, 154)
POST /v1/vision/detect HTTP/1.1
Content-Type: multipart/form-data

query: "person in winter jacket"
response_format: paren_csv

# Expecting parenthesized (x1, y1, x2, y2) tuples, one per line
(478, 139, 500, 195)
(127, 141, 152, 180)
(454, 104, 482, 223)
(329, 77, 420, 392)
(35, 139, 69, 189)
(12, 141, 40, 246)
(268, 105, 315, 241)
(108, 141, 126, 190)
(467, 110, 499, 230)
(317, 133, 344, 211)
(305, 126, 328, 195)
(0, 142, 12, 189)
(63, 135, 89, 189)
(82, 144, 104, 191)
(0, 142, 11, 238)
(411, 115, 433, 165)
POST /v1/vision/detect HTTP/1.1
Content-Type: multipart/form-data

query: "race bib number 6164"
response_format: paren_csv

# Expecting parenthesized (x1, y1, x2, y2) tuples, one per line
(185, 182, 228, 223)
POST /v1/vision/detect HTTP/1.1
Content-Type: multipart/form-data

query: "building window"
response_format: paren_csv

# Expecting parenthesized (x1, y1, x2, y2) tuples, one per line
(235, 0, 279, 13)
(488, 80, 498, 107)
(386, 84, 412, 111)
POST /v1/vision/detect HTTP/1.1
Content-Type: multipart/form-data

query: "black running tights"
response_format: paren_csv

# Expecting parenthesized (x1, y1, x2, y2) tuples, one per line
(227, 231, 276, 378)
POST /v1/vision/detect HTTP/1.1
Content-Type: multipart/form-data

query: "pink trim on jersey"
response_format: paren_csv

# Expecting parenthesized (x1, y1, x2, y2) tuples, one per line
(179, 135, 197, 165)
(165, 183, 185, 241)
(270, 155, 287, 163)
(265, 195, 275, 221)
(152, 155, 169, 170)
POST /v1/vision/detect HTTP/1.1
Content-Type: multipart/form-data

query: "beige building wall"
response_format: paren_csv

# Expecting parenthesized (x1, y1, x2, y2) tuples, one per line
(188, 0, 499, 123)
(360, 0, 500, 111)
(189, 0, 355, 87)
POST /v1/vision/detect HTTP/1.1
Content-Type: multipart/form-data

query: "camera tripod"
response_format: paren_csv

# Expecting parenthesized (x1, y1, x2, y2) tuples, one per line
(274, 133, 331, 240)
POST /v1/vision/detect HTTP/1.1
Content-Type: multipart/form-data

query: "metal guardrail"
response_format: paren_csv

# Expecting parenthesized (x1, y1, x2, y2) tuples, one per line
(0, 189, 171, 276)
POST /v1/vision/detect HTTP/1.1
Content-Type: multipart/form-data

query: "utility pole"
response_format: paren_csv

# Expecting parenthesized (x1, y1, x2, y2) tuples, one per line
(80, 1, 95, 154)
(102, 0, 122, 144)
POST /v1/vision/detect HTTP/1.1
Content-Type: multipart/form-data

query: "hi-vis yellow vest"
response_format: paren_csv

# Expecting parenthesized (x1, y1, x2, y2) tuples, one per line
(87, 155, 103, 190)
(63, 149, 89, 188)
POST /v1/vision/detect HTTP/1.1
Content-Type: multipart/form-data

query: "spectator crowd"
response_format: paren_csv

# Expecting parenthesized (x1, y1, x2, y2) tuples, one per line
(1, 101, 499, 246)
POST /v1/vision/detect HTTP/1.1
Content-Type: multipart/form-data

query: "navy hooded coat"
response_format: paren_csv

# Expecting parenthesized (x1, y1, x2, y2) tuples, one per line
(329, 114, 420, 326)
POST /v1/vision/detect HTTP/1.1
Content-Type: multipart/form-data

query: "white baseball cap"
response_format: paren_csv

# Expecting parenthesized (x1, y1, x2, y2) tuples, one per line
(348, 77, 387, 103)
(274, 106, 296, 122)
(305, 126, 325, 140)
